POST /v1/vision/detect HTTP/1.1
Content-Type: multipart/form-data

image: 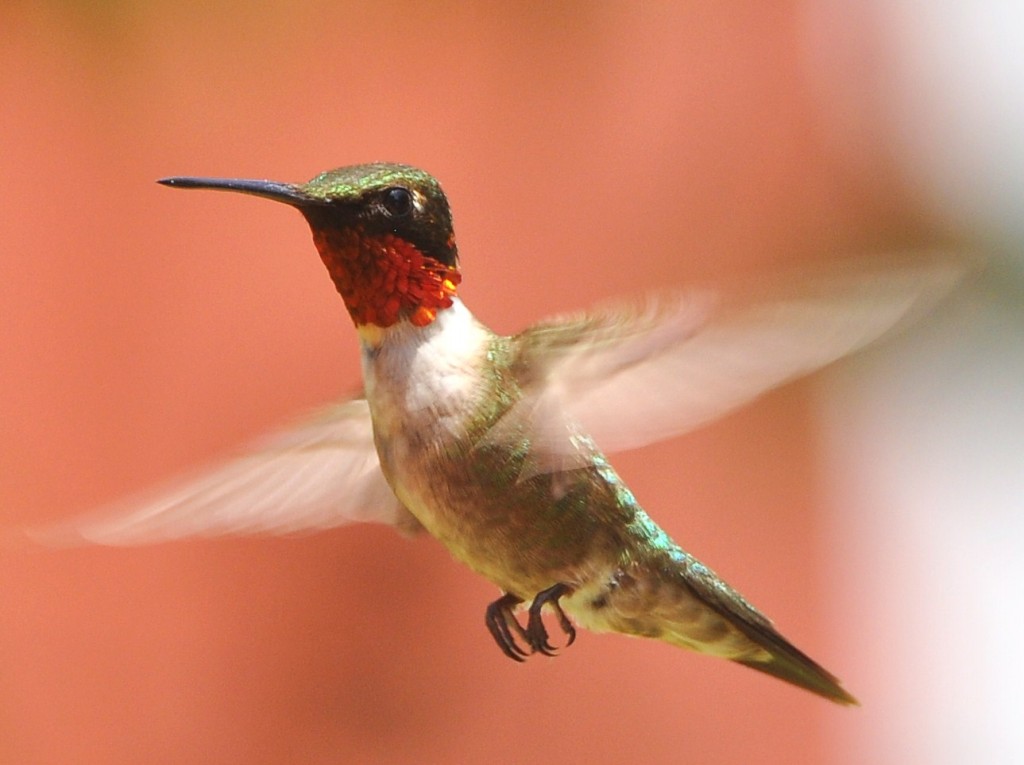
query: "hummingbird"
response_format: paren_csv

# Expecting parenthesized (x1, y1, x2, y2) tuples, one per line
(65, 163, 963, 706)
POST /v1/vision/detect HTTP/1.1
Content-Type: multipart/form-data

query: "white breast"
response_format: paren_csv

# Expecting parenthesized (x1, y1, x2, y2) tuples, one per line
(359, 298, 492, 458)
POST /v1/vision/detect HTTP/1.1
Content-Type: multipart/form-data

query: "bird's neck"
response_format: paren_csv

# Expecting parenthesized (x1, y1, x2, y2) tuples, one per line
(356, 296, 484, 352)
(310, 225, 461, 330)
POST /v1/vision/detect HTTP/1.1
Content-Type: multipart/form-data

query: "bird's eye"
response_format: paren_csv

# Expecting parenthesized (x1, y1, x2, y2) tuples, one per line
(382, 187, 413, 217)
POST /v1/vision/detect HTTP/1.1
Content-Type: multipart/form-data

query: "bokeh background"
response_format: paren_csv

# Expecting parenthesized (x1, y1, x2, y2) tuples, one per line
(2, 3, 1022, 764)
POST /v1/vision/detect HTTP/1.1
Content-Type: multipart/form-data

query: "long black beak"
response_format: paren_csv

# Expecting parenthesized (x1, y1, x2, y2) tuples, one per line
(157, 176, 328, 207)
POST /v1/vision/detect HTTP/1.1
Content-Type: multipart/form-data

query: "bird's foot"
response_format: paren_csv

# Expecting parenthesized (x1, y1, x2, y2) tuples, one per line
(485, 593, 530, 662)
(525, 582, 576, 656)
(485, 584, 577, 661)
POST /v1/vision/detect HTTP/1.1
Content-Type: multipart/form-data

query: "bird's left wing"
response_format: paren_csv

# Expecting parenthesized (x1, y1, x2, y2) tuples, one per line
(506, 254, 967, 463)
(38, 398, 420, 545)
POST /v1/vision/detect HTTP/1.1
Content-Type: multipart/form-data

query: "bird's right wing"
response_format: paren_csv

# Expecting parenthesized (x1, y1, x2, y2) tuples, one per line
(37, 398, 420, 546)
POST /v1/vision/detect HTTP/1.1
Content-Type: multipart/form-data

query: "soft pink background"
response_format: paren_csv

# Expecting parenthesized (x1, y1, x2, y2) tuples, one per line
(1, 4, 946, 764)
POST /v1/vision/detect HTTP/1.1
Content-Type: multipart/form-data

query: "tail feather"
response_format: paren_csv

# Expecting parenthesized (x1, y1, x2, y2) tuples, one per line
(736, 647, 858, 706)
(673, 556, 858, 705)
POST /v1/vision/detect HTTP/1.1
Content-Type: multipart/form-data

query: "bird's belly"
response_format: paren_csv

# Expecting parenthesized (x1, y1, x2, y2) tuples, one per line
(360, 316, 629, 598)
(374, 415, 626, 598)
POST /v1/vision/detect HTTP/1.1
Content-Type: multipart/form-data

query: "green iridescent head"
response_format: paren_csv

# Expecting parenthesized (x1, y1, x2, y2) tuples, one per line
(158, 163, 458, 267)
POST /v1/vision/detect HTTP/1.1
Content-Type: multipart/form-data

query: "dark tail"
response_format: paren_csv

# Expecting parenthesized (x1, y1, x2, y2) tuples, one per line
(736, 647, 858, 706)
(672, 559, 858, 705)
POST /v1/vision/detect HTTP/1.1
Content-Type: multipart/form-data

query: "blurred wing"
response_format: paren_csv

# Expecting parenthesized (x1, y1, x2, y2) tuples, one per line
(512, 255, 967, 458)
(40, 398, 419, 546)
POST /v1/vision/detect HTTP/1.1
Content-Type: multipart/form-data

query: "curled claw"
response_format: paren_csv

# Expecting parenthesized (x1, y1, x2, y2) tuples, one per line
(485, 593, 531, 661)
(485, 584, 577, 660)
(525, 583, 576, 657)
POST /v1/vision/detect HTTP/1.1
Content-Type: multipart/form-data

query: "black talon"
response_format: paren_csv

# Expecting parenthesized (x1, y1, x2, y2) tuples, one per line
(485, 593, 531, 661)
(525, 583, 576, 657)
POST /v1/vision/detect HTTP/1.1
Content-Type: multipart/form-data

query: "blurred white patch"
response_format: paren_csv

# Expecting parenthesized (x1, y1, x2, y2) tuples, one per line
(804, 6, 1024, 758)
(818, 284, 1024, 764)
(805, 0, 1024, 262)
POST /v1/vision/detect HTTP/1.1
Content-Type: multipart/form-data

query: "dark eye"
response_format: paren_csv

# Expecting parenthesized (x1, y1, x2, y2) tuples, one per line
(382, 187, 413, 217)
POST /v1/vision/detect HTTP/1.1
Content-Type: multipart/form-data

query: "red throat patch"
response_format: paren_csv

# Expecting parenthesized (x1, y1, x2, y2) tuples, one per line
(311, 226, 461, 328)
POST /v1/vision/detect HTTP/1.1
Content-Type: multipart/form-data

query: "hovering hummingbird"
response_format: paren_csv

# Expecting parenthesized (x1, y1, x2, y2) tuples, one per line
(65, 163, 963, 705)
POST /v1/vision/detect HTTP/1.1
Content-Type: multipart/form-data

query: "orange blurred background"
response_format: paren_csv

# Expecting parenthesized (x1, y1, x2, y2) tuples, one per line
(2, 3, 1019, 764)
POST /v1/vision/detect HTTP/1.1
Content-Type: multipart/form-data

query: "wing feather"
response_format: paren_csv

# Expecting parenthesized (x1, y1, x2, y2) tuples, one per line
(40, 398, 418, 545)
(511, 255, 967, 457)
